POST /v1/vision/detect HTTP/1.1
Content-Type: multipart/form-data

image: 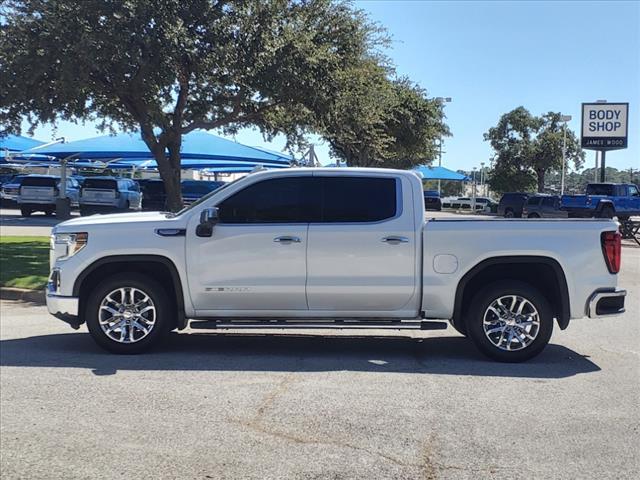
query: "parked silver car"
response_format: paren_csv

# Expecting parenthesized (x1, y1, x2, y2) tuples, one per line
(79, 177, 142, 215)
(522, 194, 568, 218)
(17, 175, 80, 216)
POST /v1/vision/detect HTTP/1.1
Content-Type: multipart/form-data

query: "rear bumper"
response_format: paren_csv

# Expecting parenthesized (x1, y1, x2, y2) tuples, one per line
(79, 201, 120, 207)
(587, 289, 626, 318)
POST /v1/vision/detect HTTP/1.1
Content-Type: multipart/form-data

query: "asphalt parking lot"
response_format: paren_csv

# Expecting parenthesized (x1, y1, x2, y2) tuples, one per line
(1, 245, 638, 479)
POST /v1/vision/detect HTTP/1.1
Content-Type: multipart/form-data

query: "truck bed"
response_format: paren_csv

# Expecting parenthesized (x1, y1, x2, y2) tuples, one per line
(421, 218, 618, 321)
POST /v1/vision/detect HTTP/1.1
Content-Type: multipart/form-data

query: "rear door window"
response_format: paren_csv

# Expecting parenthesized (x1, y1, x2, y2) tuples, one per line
(84, 179, 117, 190)
(21, 176, 57, 187)
(319, 176, 397, 223)
(541, 197, 555, 207)
(527, 197, 540, 206)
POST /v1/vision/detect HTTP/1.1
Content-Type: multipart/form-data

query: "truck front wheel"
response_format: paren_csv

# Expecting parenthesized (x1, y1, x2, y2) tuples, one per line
(85, 273, 172, 354)
(466, 281, 553, 362)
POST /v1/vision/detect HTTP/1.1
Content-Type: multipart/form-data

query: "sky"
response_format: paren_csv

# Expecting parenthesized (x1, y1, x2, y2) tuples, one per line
(21, 0, 640, 172)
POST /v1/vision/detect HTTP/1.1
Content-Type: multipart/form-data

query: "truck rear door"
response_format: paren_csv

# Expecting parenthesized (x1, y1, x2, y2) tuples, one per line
(19, 177, 56, 203)
(306, 174, 418, 312)
(81, 179, 118, 205)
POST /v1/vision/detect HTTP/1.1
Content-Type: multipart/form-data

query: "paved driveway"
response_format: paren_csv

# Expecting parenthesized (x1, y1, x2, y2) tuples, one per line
(0, 250, 638, 479)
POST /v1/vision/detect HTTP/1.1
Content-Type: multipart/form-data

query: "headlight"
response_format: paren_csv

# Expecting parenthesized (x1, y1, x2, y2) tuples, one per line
(51, 232, 88, 260)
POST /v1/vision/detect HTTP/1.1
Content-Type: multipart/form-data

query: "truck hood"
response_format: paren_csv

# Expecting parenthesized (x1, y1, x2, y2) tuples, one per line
(54, 211, 183, 231)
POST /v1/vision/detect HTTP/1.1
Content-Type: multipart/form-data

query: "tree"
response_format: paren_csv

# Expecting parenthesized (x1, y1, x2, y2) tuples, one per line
(319, 64, 449, 168)
(0, 0, 385, 210)
(484, 107, 584, 194)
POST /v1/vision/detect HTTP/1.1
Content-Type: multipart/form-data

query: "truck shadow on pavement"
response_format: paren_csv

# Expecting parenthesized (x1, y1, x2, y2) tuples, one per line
(0, 331, 601, 378)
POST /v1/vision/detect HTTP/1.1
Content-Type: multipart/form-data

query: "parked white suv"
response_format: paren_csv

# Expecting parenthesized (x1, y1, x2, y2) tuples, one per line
(79, 177, 142, 215)
(47, 168, 626, 361)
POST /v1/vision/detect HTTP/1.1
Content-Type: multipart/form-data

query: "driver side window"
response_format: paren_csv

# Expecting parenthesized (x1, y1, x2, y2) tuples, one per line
(217, 177, 320, 224)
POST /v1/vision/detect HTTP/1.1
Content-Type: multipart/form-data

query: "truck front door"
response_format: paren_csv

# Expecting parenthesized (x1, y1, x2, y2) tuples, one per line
(186, 175, 315, 313)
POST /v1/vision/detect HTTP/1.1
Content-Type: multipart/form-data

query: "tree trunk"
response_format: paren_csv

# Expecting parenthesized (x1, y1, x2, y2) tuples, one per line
(163, 141, 183, 212)
(139, 127, 183, 212)
(536, 168, 545, 193)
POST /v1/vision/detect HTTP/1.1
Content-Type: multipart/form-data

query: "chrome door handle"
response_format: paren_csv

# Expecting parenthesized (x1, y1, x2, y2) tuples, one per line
(274, 236, 301, 243)
(381, 236, 409, 244)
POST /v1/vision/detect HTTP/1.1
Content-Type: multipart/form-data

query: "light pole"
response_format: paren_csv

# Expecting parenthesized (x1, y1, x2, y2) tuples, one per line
(559, 114, 572, 195)
(480, 162, 485, 196)
(471, 166, 477, 212)
(435, 97, 452, 194)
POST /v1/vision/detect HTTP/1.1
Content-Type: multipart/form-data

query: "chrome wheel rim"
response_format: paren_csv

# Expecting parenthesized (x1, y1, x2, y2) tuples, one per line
(98, 287, 156, 344)
(483, 295, 540, 351)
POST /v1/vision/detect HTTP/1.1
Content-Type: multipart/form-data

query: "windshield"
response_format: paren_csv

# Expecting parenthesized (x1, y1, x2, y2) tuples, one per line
(21, 176, 58, 187)
(174, 177, 246, 216)
(83, 178, 117, 190)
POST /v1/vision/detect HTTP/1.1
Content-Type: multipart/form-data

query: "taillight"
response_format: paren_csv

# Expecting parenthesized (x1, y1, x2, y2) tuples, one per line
(601, 231, 621, 274)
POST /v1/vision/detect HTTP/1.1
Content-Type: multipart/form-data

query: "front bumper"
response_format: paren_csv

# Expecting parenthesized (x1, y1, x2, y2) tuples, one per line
(46, 293, 81, 328)
(587, 289, 626, 318)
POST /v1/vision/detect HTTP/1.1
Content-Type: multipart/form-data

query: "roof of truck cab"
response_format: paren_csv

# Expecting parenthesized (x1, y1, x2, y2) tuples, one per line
(253, 167, 420, 176)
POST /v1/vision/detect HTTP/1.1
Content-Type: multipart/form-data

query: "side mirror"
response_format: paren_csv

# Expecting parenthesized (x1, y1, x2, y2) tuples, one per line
(196, 207, 219, 237)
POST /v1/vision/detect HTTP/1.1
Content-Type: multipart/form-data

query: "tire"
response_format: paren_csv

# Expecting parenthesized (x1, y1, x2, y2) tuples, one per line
(598, 205, 615, 219)
(504, 209, 514, 218)
(466, 280, 553, 362)
(85, 273, 174, 354)
(20, 207, 31, 217)
(80, 207, 90, 216)
(528, 213, 540, 219)
(45, 208, 54, 216)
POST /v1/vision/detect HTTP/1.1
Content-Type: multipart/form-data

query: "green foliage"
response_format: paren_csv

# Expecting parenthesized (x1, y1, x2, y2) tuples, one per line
(0, 236, 50, 290)
(0, 0, 387, 210)
(484, 107, 584, 194)
(320, 68, 449, 168)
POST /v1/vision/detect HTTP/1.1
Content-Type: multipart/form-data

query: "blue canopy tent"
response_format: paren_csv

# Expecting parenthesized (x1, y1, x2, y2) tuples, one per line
(23, 131, 291, 166)
(413, 165, 470, 181)
(106, 158, 288, 171)
(1, 135, 47, 166)
(0, 134, 45, 152)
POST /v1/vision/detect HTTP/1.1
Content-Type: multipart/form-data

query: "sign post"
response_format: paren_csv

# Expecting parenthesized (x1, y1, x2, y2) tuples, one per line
(581, 102, 629, 182)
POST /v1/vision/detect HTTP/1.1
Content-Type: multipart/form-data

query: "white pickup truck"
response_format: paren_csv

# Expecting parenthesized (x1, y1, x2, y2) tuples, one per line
(47, 168, 626, 362)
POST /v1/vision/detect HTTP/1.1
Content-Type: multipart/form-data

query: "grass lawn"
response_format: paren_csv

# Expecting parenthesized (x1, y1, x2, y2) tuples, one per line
(0, 236, 50, 290)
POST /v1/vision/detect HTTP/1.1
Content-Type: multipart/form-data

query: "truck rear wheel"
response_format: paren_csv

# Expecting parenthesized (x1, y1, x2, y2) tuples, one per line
(20, 207, 31, 217)
(85, 273, 172, 354)
(466, 280, 553, 362)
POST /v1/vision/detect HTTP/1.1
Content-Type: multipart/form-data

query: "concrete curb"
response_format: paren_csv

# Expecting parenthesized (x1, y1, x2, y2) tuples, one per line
(0, 287, 46, 305)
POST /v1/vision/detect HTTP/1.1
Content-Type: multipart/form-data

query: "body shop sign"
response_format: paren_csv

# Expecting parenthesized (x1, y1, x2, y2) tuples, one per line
(581, 103, 629, 150)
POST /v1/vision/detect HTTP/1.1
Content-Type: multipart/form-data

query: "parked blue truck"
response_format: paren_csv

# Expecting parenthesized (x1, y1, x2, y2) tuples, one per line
(561, 183, 640, 219)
